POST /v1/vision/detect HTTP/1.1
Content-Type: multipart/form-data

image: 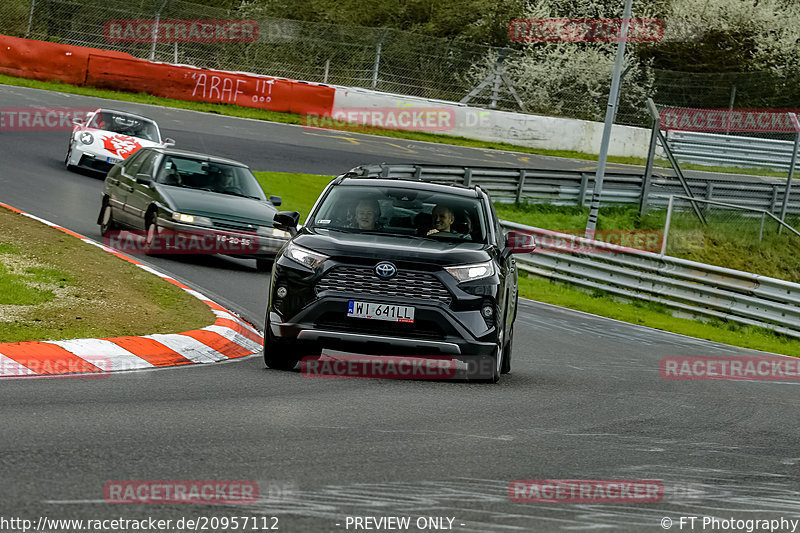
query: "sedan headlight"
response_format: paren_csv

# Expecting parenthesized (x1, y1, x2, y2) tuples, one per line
(257, 227, 292, 239)
(79, 132, 94, 145)
(445, 260, 495, 282)
(171, 212, 212, 226)
(285, 242, 328, 270)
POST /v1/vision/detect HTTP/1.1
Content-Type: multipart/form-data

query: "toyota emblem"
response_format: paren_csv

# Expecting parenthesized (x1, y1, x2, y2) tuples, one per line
(374, 261, 397, 279)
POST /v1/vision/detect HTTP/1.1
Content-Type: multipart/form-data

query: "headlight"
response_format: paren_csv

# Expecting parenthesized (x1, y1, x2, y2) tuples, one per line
(445, 260, 495, 282)
(171, 212, 212, 225)
(285, 243, 328, 270)
(79, 132, 94, 145)
(257, 227, 292, 239)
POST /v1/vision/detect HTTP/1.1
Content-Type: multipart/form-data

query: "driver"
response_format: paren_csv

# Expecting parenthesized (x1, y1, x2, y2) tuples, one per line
(354, 199, 381, 230)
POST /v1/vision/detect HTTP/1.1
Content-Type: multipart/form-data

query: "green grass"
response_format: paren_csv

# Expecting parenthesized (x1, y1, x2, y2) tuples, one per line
(0, 263, 55, 305)
(519, 274, 800, 357)
(0, 73, 790, 178)
(252, 171, 333, 223)
(0, 207, 213, 343)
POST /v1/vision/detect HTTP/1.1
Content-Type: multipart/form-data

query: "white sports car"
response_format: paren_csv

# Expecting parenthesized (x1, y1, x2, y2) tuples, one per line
(65, 108, 175, 174)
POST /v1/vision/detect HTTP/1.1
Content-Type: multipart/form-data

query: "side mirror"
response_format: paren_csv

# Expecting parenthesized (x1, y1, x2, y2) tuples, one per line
(273, 211, 300, 236)
(72, 117, 84, 126)
(135, 173, 152, 185)
(506, 230, 536, 254)
(269, 195, 282, 207)
(163, 138, 176, 147)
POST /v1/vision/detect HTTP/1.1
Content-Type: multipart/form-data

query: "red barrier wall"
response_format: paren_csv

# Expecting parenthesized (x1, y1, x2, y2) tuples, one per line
(0, 34, 132, 85)
(0, 34, 334, 117)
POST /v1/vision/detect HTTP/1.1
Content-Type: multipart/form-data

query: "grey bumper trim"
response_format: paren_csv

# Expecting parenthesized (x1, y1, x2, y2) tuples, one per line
(296, 330, 462, 355)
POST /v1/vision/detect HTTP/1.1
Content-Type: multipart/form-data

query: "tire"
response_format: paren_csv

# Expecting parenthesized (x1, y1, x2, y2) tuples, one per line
(501, 324, 513, 375)
(255, 258, 273, 273)
(99, 202, 117, 237)
(469, 343, 501, 384)
(263, 312, 304, 370)
(144, 213, 161, 256)
(64, 144, 76, 171)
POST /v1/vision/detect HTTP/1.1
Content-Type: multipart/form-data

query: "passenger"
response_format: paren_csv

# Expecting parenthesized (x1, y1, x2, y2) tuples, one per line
(427, 203, 466, 237)
(354, 198, 381, 230)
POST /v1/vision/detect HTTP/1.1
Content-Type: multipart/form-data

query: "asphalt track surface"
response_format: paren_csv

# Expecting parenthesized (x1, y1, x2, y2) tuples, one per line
(1, 85, 799, 532)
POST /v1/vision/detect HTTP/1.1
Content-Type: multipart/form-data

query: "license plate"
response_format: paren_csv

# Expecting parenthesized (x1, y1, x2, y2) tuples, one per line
(347, 301, 415, 323)
(106, 157, 122, 164)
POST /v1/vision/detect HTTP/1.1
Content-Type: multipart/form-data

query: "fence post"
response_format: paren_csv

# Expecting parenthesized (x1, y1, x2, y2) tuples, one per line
(578, 173, 590, 207)
(779, 113, 800, 234)
(661, 195, 674, 256)
(516, 169, 527, 204)
(323, 59, 330, 84)
(640, 116, 659, 215)
(463, 168, 472, 187)
(771, 185, 779, 214)
(25, 0, 36, 38)
(705, 183, 713, 215)
(372, 29, 385, 90)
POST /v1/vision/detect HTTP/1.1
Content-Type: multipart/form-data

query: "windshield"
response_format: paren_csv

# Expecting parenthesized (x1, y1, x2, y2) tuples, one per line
(155, 156, 267, 200)
(309, 185, 487, 243)
(89, 111, 161, 142)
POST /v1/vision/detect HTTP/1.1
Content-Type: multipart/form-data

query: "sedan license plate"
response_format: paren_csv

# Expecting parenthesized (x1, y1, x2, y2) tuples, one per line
(106, 157, 122, 164)
(347, 301, 415, 323)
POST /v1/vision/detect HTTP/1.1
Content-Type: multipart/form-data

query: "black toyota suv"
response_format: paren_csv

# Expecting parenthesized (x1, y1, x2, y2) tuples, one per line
(264, 176, 535, 382)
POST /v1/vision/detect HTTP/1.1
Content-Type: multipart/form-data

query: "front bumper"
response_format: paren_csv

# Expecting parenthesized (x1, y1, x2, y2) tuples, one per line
(157, 217, 288, 257)
(268, 295, 498, 357)
(69, 145, 122, 173)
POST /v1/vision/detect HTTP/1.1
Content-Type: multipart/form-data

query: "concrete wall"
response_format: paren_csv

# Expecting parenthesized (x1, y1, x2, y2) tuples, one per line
(333, 86, 652, 158)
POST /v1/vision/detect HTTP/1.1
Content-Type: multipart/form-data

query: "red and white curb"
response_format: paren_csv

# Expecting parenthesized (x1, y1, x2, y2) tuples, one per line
(0, 202, 264, 378)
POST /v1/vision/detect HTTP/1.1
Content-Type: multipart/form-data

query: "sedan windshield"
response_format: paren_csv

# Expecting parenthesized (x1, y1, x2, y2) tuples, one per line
(154, 155, 267, 200)
(310, 185, 487, 243)
(89, 111, 161, 142)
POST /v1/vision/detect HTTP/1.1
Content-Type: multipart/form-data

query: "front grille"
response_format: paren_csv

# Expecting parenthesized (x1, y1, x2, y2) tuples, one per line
(316, 265, 452, 305)
(79, 155, 113, 173)
(211, 219, 256, 231)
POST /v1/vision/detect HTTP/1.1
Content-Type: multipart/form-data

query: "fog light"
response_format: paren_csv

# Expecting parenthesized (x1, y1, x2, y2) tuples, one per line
(481, 304, 494, 318)
(276, 286, 288, 299)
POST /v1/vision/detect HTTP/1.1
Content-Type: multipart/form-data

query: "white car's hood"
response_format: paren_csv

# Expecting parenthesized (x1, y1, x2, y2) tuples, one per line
(78, 128, 164, 160)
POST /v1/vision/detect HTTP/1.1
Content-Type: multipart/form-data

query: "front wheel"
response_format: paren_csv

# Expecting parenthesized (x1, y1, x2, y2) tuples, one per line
(64, 144, 76, 171)
(501, 324, 513, 375)
(263, 312, 305, 370)
(99, 202, 117, 237)
(144, 213, 162, 256)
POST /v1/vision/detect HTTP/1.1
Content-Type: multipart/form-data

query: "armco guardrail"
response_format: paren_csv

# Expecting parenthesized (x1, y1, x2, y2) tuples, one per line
(667, 131, 800, 172)
(348, 163, 800, 214)
(501, 221, 800, 339)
